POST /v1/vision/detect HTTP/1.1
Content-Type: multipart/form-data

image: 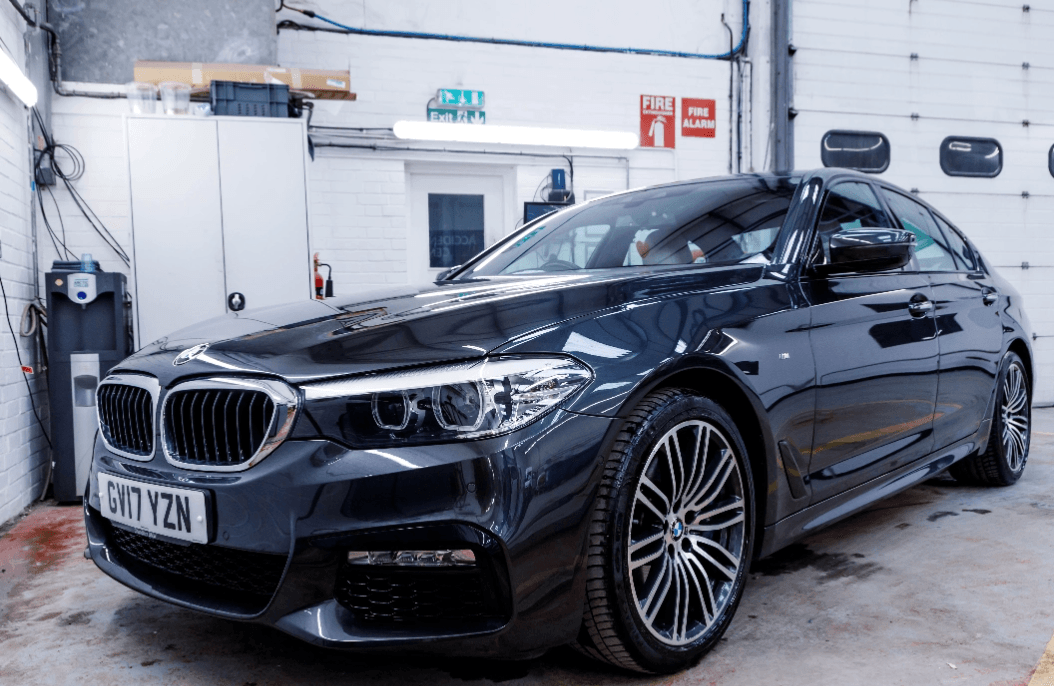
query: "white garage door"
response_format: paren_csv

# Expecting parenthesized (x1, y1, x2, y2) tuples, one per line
(791, 0, 1054, 403)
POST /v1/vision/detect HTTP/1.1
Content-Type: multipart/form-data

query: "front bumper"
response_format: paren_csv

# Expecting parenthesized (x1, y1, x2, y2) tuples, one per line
(85, 408, 613, 657)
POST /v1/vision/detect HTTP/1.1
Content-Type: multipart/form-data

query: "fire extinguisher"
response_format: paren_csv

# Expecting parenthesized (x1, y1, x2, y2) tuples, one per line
(313, 252, 334, 299)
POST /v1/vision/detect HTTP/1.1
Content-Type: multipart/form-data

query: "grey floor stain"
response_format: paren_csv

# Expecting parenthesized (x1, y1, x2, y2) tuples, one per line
(58, 610, 94, 626)
(962, 508, 991, 515)
(752, 543, 883, 583)
(927, 511, 959, 522)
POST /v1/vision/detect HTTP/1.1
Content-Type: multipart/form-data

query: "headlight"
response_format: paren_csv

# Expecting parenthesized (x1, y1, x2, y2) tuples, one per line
(301, 356, 592, 448)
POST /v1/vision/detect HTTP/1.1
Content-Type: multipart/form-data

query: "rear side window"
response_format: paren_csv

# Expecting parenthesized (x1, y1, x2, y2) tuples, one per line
(882, 191, 957, 271)
(810, 182, 893, 265)
(932, 214, 977, 271)
(820, 130, 890, 173)
(940, 137, 1002, 178)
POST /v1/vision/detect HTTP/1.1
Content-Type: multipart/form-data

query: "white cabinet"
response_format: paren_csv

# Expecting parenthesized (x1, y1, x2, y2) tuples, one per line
(126, 115, 311, 347)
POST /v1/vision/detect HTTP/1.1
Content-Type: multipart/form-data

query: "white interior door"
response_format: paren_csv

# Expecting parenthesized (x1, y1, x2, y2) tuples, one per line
(127, 117, 226, 347)
(217, 119, 311, 312)
(408, 173, 505, 283)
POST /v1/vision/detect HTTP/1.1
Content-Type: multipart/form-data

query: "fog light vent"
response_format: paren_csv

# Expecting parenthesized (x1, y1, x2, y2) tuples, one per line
(346, 549, 476, 567)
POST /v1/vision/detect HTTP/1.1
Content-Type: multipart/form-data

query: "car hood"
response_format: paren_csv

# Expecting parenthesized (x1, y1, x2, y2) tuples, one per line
(117, 265, 767, 386)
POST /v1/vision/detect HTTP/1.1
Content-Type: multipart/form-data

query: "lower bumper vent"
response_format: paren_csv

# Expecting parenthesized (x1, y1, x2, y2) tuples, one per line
(334, 566, 502, 623)
(107, 524, 286, 597)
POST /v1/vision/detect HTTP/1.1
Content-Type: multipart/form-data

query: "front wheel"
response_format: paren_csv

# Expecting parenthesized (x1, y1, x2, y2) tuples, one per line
(574, 389, 754, 674)
(951, 351, 1031, 486)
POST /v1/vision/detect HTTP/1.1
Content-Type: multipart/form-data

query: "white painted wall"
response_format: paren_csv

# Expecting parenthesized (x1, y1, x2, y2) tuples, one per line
(791, 0, 1054, 403)
(279, 0, 753, 284)
(0, 4, 50, 524)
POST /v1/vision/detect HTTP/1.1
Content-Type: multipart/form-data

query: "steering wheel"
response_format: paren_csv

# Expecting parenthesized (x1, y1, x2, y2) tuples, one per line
(539, 259, 581, 272)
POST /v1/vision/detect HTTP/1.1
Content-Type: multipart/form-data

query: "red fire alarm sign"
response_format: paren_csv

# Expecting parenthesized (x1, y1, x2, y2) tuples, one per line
(640, 95, 675, 148)
(682, 98, 716, 138)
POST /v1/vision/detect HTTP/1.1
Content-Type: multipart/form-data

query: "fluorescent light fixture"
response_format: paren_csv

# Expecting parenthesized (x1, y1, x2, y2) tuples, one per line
(0, 49, 36, 107)
(394, 120, 637, 149)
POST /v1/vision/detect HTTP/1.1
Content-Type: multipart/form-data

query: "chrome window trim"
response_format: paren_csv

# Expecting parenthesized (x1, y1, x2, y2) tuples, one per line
(96, 373, 161, 462)
(160, 377, 300, 473)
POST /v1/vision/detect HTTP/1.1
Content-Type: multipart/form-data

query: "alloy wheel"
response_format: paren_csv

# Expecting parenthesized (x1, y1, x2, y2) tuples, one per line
(1000, 361, 1029, 472)
(627, 419, 746, 646)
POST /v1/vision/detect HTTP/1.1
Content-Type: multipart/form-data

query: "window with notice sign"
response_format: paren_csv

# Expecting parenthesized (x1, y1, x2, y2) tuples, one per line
(428, 194, 485, 269)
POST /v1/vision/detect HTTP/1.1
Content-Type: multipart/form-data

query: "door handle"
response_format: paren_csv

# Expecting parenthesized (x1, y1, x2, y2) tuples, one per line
(982, 289, 998, 306)
(908, 300, 934, 317)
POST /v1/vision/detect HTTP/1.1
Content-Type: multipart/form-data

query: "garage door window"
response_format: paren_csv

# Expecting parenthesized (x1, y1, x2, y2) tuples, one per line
(1049, 144, 1054, 178)
(940, 137, 1002, 178)
(820, 130, 890, 173)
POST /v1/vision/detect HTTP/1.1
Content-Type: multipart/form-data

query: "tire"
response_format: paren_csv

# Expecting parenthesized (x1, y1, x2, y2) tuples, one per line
(574, 389, 755, 674)
(950, 351, 1031, 487)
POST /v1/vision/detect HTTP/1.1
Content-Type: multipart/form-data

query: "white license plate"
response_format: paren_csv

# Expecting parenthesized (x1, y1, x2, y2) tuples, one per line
(98, 473, 209, 544)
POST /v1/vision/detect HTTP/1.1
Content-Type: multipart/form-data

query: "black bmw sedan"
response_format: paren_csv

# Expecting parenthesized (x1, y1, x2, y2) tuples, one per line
(85, 169, 1033, 674)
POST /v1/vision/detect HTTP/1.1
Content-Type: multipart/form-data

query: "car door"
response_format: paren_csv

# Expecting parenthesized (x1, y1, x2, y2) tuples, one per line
(879, 189, 1004, 450)
(800, 180, 940, 503)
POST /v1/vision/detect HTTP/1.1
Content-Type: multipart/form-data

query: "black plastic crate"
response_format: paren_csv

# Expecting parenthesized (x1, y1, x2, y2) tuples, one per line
(210, 80, 289, 118)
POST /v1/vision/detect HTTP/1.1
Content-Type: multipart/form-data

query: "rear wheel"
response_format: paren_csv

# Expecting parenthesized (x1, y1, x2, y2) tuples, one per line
(951, 351, 1031, 486)
(575, 389, 754, 673)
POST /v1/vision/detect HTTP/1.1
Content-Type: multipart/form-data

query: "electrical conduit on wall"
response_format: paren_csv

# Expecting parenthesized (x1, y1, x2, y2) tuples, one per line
(280, 1, 749, 60)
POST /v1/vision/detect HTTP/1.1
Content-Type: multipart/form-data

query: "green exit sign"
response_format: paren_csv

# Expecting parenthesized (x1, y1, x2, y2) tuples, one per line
(428, 108, 486, 124)
(438, 88, 485, 108)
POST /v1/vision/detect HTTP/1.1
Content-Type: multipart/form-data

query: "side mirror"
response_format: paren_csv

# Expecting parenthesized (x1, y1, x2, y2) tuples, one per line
(435, 265, 462, 281)
(816, 228, 915, 275)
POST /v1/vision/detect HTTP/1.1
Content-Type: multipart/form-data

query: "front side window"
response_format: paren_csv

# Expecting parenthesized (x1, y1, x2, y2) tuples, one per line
(882, 191, 957, 271)
(940, 137, 1002, 178)
(820, 130, 890, 173)
(809, 182, 893, 266)
(460, 177, 800, 277)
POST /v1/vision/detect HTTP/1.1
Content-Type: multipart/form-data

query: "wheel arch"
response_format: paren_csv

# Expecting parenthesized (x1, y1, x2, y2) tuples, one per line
(1007, 338, 1034, 392)
(610, 360, 778, 558)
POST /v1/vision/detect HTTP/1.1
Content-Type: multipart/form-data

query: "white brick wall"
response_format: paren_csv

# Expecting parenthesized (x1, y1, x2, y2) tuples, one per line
(0, 4, 50, 525)
(310, 153, 410, 287)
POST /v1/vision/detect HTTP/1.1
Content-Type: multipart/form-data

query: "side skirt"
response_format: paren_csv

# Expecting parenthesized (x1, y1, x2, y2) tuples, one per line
(757, 428, 984, 558)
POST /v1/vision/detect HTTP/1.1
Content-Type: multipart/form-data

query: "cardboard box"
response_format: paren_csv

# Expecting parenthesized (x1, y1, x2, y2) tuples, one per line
(133, 61, 357, 101)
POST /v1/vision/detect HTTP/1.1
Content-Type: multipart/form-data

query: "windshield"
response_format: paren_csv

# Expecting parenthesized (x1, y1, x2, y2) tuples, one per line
(458, 176, 801, 278)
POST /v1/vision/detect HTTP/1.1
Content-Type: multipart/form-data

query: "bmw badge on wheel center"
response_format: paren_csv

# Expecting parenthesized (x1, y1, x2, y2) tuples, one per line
(86, 169, 1033, 674)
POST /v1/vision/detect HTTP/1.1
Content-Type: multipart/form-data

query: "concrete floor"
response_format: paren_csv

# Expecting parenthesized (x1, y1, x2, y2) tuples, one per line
(3, 412, 1054, 686)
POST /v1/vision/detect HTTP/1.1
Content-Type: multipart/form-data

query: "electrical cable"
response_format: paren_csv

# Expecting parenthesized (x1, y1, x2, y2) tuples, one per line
(279, 2, 749, 60)
(562, 155, 575, 201)
(0, 270, 52, 451)
(36, 185, 74, 260)
(19, 301, 45, 337)
(18, 296, 50, 500)
(721, 14, 734, 174)
(43, 185, 71, 253)
(31, 108, 131, 265)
